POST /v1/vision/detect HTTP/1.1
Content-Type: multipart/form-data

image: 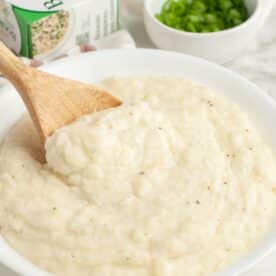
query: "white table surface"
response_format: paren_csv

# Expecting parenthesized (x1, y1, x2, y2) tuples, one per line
(1, 1, 276, 275)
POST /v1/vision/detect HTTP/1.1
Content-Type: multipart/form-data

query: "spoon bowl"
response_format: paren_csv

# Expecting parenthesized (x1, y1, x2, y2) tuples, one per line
(0, 42, 121, 142)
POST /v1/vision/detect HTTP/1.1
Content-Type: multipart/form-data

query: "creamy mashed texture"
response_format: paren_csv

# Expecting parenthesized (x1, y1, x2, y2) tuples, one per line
(0, 77, 276, 276)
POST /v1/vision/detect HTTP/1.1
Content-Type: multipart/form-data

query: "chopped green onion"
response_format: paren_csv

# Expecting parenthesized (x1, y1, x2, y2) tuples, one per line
(155, 0, 249, 33)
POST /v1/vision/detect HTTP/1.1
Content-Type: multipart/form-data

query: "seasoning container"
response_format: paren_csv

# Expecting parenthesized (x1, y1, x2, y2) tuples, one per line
(0, 0, 119, 61)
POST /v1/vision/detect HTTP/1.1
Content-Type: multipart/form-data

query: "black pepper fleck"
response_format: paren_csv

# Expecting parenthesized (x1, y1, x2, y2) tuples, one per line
(195, 200, 200, 205)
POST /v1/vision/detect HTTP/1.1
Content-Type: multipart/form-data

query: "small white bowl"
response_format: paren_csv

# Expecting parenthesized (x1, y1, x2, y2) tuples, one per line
(144, 0, 271, 64)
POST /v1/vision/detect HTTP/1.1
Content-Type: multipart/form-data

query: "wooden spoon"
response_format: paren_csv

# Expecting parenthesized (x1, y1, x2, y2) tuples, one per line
(0, 41, 121, 142)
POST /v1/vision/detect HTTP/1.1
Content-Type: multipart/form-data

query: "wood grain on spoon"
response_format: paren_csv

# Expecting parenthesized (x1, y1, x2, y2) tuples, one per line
(0, 41, 122, 142)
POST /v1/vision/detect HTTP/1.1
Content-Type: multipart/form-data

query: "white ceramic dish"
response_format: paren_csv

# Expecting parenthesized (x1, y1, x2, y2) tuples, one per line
(0, 49, 276, 276)
(144, 0, 274, 64)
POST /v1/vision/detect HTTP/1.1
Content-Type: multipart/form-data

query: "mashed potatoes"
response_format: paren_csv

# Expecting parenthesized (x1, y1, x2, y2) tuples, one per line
(0, 77, 276, 276)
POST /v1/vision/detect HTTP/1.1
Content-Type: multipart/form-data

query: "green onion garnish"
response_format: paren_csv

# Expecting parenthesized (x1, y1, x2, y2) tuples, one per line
(155, 0, 249, 33)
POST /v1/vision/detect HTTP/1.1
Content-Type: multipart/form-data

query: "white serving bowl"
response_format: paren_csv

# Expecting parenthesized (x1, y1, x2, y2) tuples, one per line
(144, 0, 273, 64)
(0, 49, 276, 275)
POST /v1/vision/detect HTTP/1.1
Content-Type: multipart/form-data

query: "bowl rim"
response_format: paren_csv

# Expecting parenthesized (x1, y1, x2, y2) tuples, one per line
(0, 48, 276, 276)
(144, 0, 263, 38)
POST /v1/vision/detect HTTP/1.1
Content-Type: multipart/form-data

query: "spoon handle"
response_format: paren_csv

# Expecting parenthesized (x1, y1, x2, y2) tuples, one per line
(0, 41, 37, 112)
(0, 42, 28, 85)
(0, 42, 39, 115)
